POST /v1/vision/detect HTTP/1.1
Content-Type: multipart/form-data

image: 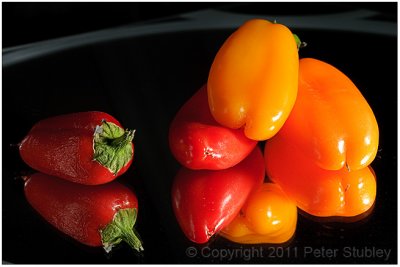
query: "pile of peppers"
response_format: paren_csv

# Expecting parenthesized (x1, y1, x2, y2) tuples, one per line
(169, 19, 378, 245)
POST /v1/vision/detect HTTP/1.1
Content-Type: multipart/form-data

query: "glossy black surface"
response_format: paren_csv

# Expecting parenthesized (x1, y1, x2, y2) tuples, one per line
(2, 4, 397, 264)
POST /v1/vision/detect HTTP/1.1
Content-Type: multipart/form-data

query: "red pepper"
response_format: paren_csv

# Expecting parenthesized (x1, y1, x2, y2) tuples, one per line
(19, 111, 134, 185)
(24, 172, 143, 252)
(171, 147, 265, 243)
(169, 85, 257, 170)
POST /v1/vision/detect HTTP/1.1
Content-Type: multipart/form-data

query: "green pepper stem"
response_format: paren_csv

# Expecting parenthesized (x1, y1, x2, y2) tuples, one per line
(111, 129, 135, 147)
(293, 34, 307, 51)
(93, 121, 135, 175)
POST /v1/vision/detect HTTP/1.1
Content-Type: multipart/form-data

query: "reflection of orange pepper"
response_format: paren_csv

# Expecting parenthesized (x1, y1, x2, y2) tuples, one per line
(277, 58, 379, 171)
(220, 183, 297, 244)
(265, 137, 377, 217)
(207, 19, 299, 141)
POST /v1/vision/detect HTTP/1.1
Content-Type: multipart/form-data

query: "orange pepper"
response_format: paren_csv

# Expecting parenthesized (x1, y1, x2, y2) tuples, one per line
(220, 183, 297, 244)
(207, 19, 299, 141)
(277, 58, 379, 171)
(264, 137, 377, 218)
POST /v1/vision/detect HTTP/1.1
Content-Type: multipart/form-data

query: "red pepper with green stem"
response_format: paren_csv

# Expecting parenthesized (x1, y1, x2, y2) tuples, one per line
(19, 111, 134, 185)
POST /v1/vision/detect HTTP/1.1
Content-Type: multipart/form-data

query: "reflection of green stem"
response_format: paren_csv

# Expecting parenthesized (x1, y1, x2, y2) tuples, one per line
(101, 208, 144, 253)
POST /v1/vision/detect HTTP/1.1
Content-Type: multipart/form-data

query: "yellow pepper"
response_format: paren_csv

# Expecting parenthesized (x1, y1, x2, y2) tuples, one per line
(207, 19, 299, 141)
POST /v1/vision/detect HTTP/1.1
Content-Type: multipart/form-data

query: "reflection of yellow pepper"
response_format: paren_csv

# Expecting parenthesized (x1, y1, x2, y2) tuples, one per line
(265, 136, 377, 217)
(208, 19, 299, 141)
(220, 183, 297, 244)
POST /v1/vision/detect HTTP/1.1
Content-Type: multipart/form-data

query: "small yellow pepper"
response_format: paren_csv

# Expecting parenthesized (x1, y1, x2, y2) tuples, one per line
(208, 19, 299, 141)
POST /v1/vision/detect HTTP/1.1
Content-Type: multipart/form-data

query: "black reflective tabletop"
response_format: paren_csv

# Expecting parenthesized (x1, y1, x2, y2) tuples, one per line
(2, 2, 397, 264)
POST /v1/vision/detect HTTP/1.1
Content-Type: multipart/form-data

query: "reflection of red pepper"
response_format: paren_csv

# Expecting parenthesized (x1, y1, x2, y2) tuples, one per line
(265, 137, 376, 217)
(19, 111, 134, 185)
(169, 85, 257, 170)
(171, 147, 265, 243)
(24, 172, 143, 252)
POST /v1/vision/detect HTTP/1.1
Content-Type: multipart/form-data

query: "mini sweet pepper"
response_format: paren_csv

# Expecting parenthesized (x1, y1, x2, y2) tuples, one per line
(19, 111, 134, 185)
(169, 85, 257, 170)
(207, 19, 299, 141)
(276, 58, 379, 171)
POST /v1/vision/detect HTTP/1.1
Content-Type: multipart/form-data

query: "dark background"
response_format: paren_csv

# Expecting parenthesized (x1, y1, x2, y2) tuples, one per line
(2, 2, 397, 264)
(2, 2, 397, 47)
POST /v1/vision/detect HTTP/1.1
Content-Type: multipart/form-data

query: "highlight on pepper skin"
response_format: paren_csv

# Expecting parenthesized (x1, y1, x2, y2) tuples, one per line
(276, 58, 379, 171)
(264, 137, 377, 218)
(207, 18, 299, 141)
(220, 183, 297, 244)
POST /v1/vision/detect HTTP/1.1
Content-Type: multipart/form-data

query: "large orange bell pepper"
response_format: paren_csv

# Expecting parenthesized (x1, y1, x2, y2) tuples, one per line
(207, 19, 299, 141)
(277, 58, 379, 171)
(264, 137, 376, 218)
(220, 183, 297, 244)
